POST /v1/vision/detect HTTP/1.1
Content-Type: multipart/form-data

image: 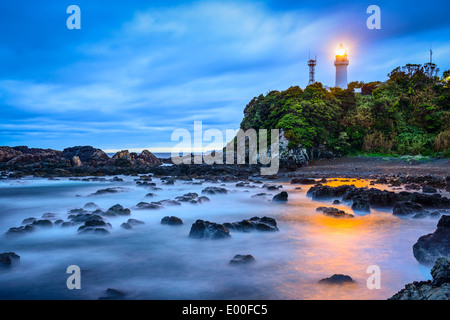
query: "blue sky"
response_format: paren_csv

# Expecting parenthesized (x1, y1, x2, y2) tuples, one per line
(1, 0, 449, 152)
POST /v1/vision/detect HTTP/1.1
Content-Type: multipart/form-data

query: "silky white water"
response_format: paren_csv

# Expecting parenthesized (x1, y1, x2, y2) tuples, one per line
(0, 176, 439, 299)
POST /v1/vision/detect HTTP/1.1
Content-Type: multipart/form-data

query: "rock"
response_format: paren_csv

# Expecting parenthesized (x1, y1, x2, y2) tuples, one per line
(175, 192, 198, 202)
(201, 187, 228, 195)
(291, 178, 316, 185)
(197, 196, 210, 204)
(127, 219, 145, 226)
(32, 220, 53, 228)
(136, 150, 162, 166)
(272, 191, 288, 202)
(307, 185, 355, 200)
(316, 207, 354, 218)
(71, 156, 82, 167)
(393, 201, 427, 216)
(136, 202, 164, 210)
(423, 186, 437, 194)
(22, 217, 36, 225)
(78, 219, 111, 233)
(67, 213, 104, 224)
(121, 223, 132, 230)
(5, 225, 35, 236)
(319, 274, 355, 285)
(413, 215, 450, 265)
(104, 204, 131, 217)
(145, 193, 156, 198)
(161, 216, 183, 225)
(189, 220, 231, 239)
(99, 288, 126, 300)
(229, 254, 256, 265)
(42, 213, 57, 219)
(389, 257, 450, 300)
(224, 216, 279, 232)
(78, 227, 110, 235)
(0, 252, 20, 267)
(351, 198, 371, 213)
(333, 200, 341, 205)
(91, 187, 126, 196)
(62, 146, 109, 165)
(84, 202, 98, 209)
(278, 129, 309, 167)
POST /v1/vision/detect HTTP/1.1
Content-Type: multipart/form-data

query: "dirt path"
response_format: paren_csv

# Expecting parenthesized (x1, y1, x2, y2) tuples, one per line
(288, 157, 450, 179)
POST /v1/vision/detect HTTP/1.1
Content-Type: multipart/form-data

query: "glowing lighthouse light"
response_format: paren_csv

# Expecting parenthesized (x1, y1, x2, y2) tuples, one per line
(334, 44, 349, 89)
(336, 44, 347, 56)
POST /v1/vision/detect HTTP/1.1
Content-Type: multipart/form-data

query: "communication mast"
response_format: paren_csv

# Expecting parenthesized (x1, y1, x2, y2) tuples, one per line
(307, 50, 317, 85)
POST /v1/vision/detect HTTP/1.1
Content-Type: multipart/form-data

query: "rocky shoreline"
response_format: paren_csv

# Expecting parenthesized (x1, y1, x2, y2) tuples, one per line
(1, 145, 450, 300)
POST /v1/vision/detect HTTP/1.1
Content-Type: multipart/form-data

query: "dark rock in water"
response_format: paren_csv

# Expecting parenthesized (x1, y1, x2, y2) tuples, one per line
(291, 178, 316, 185)
(413, 215, 450, 265)
(162, 179, 175, 185)
(307, 185, 355, 200)
(67, 213, 104, 224)
(197, 196, 210, 204)
(32, 220, 53, 228)
(272, 191, 288, 202)
(145, 193, 156, 198)
(136, 202, 164, 210)
(5, 225, 35, 236)
(423, 185, 437, 194)
(224, 216, 279, 232)
(127, 219, 145, 226)
(78, 227, 110, 235)
(84, 202, 98, 209)
(319, 274, 355, 285)
(175, 192, 198, 202)
(201, 187, 228, 195)
(0, 252, 20, 267)
(157, 199, 181, 206)
(22, 217, 36, 225)
(262, 184, 281, 191)
(55, 219, 64, 225)
(161, 216, 183, 225)
(189, 220, 231, 239)
(333, 200, 341, 205)
(91, 187, 126, 196)
(252, 193, 270, 198)
(351, 198, 371, 213)
(78, 220, 111, 233)
(393, 201, 427, 216)
(121, 223, 132, 230)
(229, 254, 256, 265)
(104, 204, 131, 216)
(316, 207, 354, 218)
(41, 213, 57, 220)
(62, 146, 109, 165)
(389, 257, 450, 300)
(99, 288, 126, 300)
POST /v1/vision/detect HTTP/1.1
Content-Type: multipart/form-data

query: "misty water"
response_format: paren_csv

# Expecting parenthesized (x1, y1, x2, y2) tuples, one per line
(0, 176, 440, 300)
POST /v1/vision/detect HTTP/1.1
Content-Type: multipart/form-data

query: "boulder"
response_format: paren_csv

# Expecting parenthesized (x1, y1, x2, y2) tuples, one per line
(316, 207, 354, 218)
(393, 201, 427, 216)
(136, 150, 162, 166)
(351, 197, 371, 213)
(423, 185, 437, 194)
(104, 204, 131, 217)
(0, 252, 20, 267)
(161, 216, 183, 225)
(291, 178, 316, 185)
(272, 191, 288, 202)
(189, 220, 231, 239)
(319, 274, 355, 285)
(229, 254, 256, 265)
(201, 187, 228, 195)
(62, 146, 109, 165)
(224, 216, 279, 232)
(413, 215, 450, 265)
(389, 257, 450, 300)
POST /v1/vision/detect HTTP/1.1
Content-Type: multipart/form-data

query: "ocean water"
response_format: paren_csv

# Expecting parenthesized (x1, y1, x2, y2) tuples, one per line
(0, 177, 439, 300)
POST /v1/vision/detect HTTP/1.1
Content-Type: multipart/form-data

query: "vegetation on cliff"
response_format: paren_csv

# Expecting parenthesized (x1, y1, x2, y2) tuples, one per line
(240, 63, 450, 157)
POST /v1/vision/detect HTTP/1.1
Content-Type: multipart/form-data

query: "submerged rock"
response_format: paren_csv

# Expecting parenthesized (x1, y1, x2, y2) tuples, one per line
(189, 220, 231, 239)
(413, 215, 450, 265)
(229, 254, 256, 265)
(393, 201, 427, 216)
(5, 225, 35, 236)
(201, 187, 228, 195)
(0, 252, 20, 267)
(99, 288, 126, 300)
(272, 191, 288, 203)
(351, 198, 371, 213)
(161, 216, 183, 225)
(316, 207, 354, 218)
(389, 257, 450, 300)
(224, 217, 279, 232)
(319, 274, 355, 285)
(104, 204, 131, 216)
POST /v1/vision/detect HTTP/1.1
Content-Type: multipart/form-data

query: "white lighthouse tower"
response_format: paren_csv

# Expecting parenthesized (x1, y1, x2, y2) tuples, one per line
(334, 44, 349, 89)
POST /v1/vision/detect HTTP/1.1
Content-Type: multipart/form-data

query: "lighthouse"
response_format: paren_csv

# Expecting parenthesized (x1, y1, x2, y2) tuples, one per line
(334, 44, 349, 89)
